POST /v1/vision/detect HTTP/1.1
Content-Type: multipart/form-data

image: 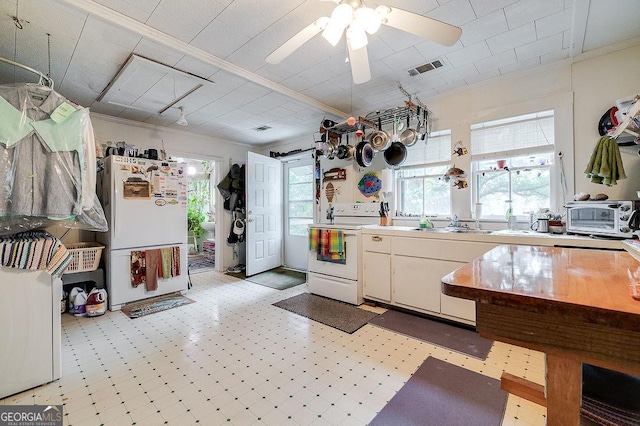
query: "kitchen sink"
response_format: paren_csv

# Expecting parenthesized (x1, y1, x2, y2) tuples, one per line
(413, 227, 493, 235)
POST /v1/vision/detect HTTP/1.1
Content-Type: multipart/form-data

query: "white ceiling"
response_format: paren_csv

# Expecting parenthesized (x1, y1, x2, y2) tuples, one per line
(1, 0, 639, 146)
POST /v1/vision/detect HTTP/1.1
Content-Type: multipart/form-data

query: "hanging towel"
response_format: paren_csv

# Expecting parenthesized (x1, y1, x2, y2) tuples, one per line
(145, 249, 160, 291)
(160, 247, 172, 279)
(308, 228, 320, 252)
(327, 229, 345, 260)
(131, 250, 146, 287)
(172, 246, 181, 277)
(584, 136, 627, 186)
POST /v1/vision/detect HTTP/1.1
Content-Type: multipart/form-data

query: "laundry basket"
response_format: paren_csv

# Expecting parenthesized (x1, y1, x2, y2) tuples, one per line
(65, 242, 104, 274)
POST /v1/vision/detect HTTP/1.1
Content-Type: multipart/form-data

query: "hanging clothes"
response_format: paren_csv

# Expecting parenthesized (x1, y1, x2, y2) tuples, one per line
(0, 231, 73, 278)
(0, 83, 107, 235)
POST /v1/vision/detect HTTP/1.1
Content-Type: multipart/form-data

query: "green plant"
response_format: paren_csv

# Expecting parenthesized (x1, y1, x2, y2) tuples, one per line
(187, 180, 210, 238)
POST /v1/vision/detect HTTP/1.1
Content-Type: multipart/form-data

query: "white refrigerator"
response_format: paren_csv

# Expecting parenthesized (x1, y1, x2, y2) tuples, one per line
(97, 156, 188, 310)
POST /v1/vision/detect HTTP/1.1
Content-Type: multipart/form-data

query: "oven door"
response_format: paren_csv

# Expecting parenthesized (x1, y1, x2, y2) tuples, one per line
(308, 230, 358, 281)
(566, 205, 619, 236)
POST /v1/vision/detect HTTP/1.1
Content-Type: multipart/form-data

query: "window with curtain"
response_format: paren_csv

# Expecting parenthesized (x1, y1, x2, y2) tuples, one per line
(471, 110, 554, 218)
(396, 130, 452, 217)
(287, 164, 314, 236)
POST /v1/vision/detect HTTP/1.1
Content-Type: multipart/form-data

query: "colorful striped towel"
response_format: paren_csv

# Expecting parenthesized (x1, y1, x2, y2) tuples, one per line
(308, 228, 320, 252)
(327, 229, 345, 260)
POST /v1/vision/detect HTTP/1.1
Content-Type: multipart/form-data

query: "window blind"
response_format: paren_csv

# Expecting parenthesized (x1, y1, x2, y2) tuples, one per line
(470, 110, 554, 159)
(402, 130, 451, 167)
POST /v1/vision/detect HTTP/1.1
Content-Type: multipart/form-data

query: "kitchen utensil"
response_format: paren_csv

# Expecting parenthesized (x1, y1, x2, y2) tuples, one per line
(369, 116, 391, 151)
(399, 115, 418, 147)
(531, 218, 549, 232)
(322, 142, 335, 159)
(383, 141, 407, 167)
(335, 144, 349, 159)
(355, 140, 375, 168)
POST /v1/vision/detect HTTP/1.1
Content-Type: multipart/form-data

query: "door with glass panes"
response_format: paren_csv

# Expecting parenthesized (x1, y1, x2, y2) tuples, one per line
(283, 158, 314, 270)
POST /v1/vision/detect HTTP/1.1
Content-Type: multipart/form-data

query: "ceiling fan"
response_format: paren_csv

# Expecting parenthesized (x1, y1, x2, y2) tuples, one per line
(266, 0, 462, 84)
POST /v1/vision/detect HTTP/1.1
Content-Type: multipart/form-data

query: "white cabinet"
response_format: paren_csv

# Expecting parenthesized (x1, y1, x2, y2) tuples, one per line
(362, 234, 391, 302)
(361, 232, 497, 325)
(392, 256, 441, 312)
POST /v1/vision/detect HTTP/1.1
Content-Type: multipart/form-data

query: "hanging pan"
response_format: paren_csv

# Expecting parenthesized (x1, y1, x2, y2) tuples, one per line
(369, 115, 391, 151)
(383, 141, 407, 167)
(355, 140, 375, 168)
(400, 114, 418, 147)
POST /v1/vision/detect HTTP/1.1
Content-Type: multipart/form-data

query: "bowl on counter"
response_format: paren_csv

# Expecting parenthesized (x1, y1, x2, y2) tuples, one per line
(549, 225, 564, 234)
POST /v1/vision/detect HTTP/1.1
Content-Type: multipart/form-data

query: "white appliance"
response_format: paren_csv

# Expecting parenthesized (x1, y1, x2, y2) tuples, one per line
(0, 268, 62, 398)
(97, 156, 188, 310)
(308, 203, 380, 305)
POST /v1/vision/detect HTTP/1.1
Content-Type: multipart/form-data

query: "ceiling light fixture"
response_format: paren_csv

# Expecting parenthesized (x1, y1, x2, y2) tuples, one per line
(176, 107, 188, 126)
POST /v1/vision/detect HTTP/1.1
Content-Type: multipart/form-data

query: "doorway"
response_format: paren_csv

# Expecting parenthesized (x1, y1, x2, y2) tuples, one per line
(283, 156, 314, 271)
(181, 158, 218, 271)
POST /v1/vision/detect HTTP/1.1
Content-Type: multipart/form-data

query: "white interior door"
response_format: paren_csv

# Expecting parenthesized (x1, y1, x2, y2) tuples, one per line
(283, 158, 314, 270)
(246, 152, 282, 276)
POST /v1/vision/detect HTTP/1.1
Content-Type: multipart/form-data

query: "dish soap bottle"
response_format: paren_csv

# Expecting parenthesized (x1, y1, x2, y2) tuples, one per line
(506, 201, 517, 230)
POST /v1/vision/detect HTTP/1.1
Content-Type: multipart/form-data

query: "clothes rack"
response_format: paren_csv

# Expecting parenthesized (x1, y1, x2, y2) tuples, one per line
(0, 56, 54, 89)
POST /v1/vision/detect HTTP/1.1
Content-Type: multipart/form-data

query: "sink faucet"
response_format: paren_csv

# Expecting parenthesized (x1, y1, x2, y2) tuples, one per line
(449, 214, 460, 228)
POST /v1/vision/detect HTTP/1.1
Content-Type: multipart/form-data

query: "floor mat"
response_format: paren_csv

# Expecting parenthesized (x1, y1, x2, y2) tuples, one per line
(273, 293, 378, 334)
(245, 267, 306, 290)
(368, 309, 493, 360)
(370, 357, 508, 426)
(188, 253, 215, 274)
(120, 293, 195, 319)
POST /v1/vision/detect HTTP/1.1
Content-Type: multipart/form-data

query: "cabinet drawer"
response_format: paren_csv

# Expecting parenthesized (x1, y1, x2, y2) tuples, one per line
(392, 237, 496, 262)
(363, 234, 391, 254)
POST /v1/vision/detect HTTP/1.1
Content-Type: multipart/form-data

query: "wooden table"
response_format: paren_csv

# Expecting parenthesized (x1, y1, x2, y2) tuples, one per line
(441, 245, 640, 425)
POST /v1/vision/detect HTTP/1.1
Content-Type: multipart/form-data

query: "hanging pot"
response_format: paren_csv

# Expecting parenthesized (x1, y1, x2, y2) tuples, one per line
(336, 144, 350, 160)
(369, 116, 391, 151)
(355, 141, 375, 168)
(323, 142, 335, 160)
(400, 115, 418, 147)
(383, 141, 407, 167)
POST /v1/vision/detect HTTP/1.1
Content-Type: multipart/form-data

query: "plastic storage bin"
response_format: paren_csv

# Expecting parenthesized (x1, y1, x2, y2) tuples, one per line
(65, 242, 104, 274)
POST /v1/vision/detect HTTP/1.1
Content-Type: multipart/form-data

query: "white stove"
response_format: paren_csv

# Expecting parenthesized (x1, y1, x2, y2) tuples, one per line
(309, 203, 381, 305)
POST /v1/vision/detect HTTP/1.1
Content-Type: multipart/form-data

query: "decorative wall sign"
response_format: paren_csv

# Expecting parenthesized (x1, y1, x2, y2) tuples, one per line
(358, 172, 382, 198)
(323, 167, 346, 182)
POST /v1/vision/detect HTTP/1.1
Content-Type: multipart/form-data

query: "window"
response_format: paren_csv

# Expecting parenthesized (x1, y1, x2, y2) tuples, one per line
(397, 130, 452, 217)
(287, 164, 314, 236)
(471, 110, 554, 218)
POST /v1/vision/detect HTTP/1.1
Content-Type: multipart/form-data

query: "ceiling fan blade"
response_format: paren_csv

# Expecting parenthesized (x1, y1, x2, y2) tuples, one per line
(380, 6, 462, 46)
(347, 44, 371, 85)
(266, 19, 326, 64)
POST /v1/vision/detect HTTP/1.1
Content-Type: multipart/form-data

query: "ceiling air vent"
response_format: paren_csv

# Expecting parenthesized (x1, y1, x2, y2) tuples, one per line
(253, 125, 272, 132)
(408, 59, 444, 76)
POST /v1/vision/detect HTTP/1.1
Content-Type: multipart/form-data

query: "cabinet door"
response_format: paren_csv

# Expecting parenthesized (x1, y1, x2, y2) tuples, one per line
(392, 256, 441, 313)
(439, 260, 476, 322)
(363, 251, 391, 302)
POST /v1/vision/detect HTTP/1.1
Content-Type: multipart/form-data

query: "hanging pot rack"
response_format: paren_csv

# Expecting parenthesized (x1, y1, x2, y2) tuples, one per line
(0, 56, 54, 89)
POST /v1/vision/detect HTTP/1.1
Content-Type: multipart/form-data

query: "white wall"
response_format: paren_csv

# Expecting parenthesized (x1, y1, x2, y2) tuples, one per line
(90, 114, 255, 270)
(267, 40, 640, 224)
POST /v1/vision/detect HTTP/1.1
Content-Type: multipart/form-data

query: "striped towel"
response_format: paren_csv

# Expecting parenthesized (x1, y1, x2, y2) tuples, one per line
(327, 229, 345, 260)
(308, 228, 320, 252)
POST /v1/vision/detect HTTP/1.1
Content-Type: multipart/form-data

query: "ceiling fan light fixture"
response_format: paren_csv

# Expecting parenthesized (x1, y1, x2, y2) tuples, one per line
(176, 107, 188, 126)
(355, 6, 382, 34)
(346, 24, 368, 50)
(322, 22, 345, 46)
(330, 3, 353, 27)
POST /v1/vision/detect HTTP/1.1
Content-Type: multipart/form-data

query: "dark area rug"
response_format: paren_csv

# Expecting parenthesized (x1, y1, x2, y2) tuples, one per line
(370, 357, 507, 426)
(246, 267, 306, 290)
(188, 253, 215, 274)
(120, 293, 195, 319)
(273, 293, 378, 334)
(368, 309, 493, 360)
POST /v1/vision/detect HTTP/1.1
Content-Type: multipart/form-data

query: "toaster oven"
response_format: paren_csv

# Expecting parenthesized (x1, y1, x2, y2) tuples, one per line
(565, 200, 640, 238)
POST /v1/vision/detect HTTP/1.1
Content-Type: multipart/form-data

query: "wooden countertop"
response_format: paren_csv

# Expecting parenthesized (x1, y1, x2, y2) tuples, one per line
(442, 245, 640, 330)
